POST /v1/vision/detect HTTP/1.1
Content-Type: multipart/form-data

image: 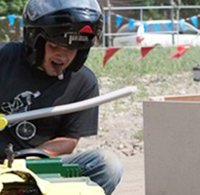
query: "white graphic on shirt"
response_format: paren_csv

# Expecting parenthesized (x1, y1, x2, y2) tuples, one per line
(1, 91, 40, 140)
(16, 121, 37, 140)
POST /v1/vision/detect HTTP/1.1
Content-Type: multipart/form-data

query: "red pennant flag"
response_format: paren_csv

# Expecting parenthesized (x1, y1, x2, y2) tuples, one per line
(103, 48, 120, 67)
(136, 36, 144, 44)
(169, 45, 191, 58)
(140, 46, 156, 59)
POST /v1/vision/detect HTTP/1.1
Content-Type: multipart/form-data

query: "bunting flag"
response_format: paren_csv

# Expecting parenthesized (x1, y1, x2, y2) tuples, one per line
(179, 19, 186, 30)
(136, 37, 144, 44)
(190, 16, 198, 28)
(19, 17, 24, 28)
(103, 48, 120, 67)
(140, 46, 156, 59)
(128, 19, 135, 30)
(115, 15, 123, 28)
(7, 14, 16, 26)
(169, 45, 191, 58)
(136, 24, 144, 44)
(113, 13, 200, 31)
(102, 44, 193, 68)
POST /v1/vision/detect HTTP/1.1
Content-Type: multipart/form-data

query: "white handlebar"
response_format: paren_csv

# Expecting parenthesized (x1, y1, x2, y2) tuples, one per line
(5, 86, 137, 124)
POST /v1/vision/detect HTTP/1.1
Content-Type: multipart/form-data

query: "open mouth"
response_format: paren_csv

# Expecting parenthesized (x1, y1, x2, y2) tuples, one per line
(51, 60, 63, 74)
(51, 60, 64, 80)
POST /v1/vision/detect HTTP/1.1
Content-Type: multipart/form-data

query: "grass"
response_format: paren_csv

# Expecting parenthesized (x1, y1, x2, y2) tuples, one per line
(86, 46, 200, 83)
(85, 46, 200, 101)
(134, 129, 143, 142)
(86, 46, 200, 143)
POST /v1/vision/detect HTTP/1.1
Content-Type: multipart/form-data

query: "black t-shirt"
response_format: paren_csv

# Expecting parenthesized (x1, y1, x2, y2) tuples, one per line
(0, 42, 99, 159)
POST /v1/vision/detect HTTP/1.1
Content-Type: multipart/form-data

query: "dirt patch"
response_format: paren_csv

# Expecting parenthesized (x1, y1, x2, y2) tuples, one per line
(76, 72, 199, 195)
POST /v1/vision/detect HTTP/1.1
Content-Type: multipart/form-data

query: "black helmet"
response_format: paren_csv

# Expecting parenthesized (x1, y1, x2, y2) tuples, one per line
(23, 0, 103, 71)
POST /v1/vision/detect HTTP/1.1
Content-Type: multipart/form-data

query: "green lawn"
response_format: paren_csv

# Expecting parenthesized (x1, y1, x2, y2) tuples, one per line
(86, 46, 200, 80)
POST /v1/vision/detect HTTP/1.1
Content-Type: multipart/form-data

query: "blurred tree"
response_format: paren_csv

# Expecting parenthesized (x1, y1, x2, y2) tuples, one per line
(182, 0, 200, 4)
(0, 0, 25, 16)
(153, 0, 200, 5)
(0, 0, 27, 41)
(0, 1, 8, 16)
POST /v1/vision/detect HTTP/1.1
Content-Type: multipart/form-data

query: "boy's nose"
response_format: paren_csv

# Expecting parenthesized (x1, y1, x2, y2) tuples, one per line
(54, 52, 69, 62)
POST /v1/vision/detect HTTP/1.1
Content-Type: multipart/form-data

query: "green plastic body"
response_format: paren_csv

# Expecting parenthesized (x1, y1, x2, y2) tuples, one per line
(26, 158, 81, 179)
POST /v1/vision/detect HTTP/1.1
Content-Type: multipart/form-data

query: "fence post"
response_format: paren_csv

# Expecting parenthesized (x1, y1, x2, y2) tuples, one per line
(170, 1, 176, 45)
(140, 8, 143, 21)
(101, 5, 200, 47)
(107, 0, 112, 47)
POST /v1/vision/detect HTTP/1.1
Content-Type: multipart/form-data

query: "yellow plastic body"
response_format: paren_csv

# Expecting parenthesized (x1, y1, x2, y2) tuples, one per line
(0, 159, 105, 195)
(0, 114, 8, 131)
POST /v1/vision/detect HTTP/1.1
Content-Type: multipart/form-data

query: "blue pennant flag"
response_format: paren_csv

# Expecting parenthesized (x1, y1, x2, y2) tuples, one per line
(115, 15, 123, 28)
(165, 22, 172, 31)
(19, 17, 23, 28)
(128, 19, 135, 31)
(143, 22, 148, 32)
(7, 14, 16, 26)
(179, 19, 186, 31)
(154, 23, 161, 31)
(190, 16, 198, 28)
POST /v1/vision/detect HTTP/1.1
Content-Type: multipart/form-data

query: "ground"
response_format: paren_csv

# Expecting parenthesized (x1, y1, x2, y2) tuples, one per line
(76, 71, 200, 195)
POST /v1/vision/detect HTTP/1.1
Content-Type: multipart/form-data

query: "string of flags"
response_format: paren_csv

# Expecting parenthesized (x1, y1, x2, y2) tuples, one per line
(102, 44, 192, 67)
(105, 12, 200, 30)
(3, 13, 200, 29)
(0, 15, 23, 27)
(3, 13, 200, 31)
(0, 14, 194, 67)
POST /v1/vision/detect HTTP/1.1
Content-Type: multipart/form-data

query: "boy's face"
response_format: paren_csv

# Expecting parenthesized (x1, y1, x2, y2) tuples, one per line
(41, 41, 77, 77)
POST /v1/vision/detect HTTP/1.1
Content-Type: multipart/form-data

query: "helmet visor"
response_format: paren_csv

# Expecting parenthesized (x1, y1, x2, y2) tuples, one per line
(43, 26, 95, 49)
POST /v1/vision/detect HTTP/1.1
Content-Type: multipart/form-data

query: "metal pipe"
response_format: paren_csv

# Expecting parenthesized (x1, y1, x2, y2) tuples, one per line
(103, 5, 200, 11)
(103, 6, 174, 11)
(5, 86, 137, 124)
